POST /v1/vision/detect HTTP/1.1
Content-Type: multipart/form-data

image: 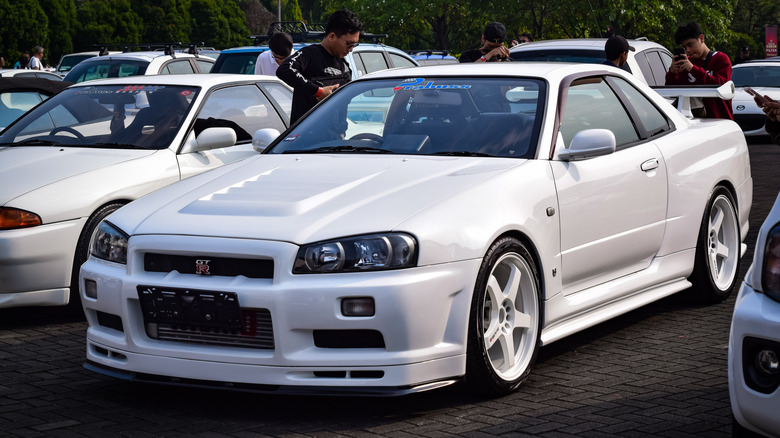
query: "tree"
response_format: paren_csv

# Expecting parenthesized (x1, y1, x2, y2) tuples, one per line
(39, 0, 76, 66)
(73, 0, 143, 51)
(136, 0, 193, 45)
(0, 0, 49, 65)
(190, 0, 250, 49)
(240, 0, 277, 35)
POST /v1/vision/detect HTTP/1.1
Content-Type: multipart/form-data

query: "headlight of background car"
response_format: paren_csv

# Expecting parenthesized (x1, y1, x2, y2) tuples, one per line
(762, 223, 780, 302)
(90, 221, 128, 264)
(293, 233, 417, 274)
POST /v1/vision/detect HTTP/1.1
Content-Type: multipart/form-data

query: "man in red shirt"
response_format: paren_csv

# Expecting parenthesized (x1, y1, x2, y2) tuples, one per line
(665, 22, 733, 120)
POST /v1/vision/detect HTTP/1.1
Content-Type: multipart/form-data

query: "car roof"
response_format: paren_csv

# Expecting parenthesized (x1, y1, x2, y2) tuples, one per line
(66, 73, 286, 88)
(736, 60, 780, 67)
(221, 42, 396, 54)
(75, 51, 200, 63)
(511, 38, 668, 53)
(356, 61, 590, 82)
(0, 77, 72, 93)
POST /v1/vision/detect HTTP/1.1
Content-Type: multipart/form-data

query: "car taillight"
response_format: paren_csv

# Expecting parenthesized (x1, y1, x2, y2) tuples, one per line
(762, 224, 780, 301)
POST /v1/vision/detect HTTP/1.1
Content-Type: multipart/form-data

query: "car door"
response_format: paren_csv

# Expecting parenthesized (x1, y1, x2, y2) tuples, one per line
(550, 75, 669, 294)
(177, 82, 289, 179)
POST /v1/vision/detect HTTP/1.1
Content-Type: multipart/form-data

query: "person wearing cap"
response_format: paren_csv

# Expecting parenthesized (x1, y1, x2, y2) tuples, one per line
(665, 22, 732, 120)
(603, 35, 634, 71)
(459, 22, 512, 63)
(733, 46, 752, 65)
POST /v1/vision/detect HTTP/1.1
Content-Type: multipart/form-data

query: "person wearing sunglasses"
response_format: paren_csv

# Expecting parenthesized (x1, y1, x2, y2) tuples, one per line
(277, 9, 363, 123)
(255, 32, 294, 76)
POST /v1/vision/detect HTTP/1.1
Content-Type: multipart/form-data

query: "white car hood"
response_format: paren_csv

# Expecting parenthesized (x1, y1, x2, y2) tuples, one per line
(123, 154, 523, 243)
(0, 147, 157, 204)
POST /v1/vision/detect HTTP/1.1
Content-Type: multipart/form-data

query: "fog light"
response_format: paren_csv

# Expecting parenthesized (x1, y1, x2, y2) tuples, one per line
(757, 350, 780, 375)
(341, 297, 374, 317)
(84, 279, 98, 299)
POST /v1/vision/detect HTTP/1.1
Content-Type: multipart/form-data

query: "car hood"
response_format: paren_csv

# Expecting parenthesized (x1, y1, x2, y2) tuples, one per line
(734, 86, 780, 104)
(120, 154, 524, 243)
(0, 146, 158, 204)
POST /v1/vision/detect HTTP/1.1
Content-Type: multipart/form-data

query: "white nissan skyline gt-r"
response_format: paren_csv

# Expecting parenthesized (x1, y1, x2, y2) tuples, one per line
(80, 63, 752, 396)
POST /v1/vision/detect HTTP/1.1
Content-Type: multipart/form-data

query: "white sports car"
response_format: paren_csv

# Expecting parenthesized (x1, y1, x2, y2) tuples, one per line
(80, 63, 752, 396)
(729, 191, 780, 437)
(0, 74, 291, 309)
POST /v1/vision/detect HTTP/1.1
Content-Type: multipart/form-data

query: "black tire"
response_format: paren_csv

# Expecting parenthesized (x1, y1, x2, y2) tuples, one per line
(465, 237, 542, 396)
(69, 202, 124, 306)
(688, 186, 741, 303)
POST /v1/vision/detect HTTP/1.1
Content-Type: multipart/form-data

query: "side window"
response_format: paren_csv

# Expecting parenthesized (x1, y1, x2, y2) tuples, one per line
(633, 51, 656, 86)
(646, 51, 670, 86)
(196, 59, 214, 73)
(195, 84, 286, 143)
(559, 77, 639, 148)
(389, 53, 416, 69)
(610, 77, 670, 137)
(261, 82, 292, 119)
(161, 60, 195, 75)
(355, 51, 389, 75)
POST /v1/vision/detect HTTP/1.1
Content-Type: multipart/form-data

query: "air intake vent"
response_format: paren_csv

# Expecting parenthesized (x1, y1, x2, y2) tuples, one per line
(144, 253, 274, 279)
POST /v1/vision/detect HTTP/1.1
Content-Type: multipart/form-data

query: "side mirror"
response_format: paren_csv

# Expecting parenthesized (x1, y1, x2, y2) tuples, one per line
(180, 127, 237, 153)
(558, 129, 616, 161)
(253, 128, 281, 152)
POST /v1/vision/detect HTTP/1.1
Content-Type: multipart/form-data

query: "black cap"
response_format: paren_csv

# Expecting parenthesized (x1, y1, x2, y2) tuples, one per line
(484, 22, 506, 44)
(605, 35, 635, 59)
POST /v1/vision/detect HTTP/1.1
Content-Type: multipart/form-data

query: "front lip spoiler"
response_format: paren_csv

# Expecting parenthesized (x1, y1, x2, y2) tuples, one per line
(84, 360, 461, 397)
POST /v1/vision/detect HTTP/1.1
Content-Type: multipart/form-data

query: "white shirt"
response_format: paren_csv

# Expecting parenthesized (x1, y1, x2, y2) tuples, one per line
(28, 56, 43, 70)
(254, 49, 293, 76)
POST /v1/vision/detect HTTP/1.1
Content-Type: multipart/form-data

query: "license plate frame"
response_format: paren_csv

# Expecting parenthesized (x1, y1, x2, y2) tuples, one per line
(137, 285, 243, 331)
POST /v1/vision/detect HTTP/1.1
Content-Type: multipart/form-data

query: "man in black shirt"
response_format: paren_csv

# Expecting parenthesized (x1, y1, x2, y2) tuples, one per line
(276, 9, 363, 123)
(459, 22, 512, 63)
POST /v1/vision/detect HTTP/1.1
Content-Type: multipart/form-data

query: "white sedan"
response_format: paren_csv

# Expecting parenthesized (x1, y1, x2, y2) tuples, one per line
(729, 191, 780, 437)
(80, 63, 752, 396)
(0, 74, 291, 309)
(731, 60, 780, 136)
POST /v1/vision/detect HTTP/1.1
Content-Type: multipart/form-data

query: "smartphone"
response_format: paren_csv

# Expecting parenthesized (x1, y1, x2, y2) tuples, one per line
(744, 87, 768, 104)
(673, 47, 685, 62)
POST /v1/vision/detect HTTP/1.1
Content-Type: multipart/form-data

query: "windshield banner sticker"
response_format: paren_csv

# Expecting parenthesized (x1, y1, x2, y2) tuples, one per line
(393, 78, 471, 91)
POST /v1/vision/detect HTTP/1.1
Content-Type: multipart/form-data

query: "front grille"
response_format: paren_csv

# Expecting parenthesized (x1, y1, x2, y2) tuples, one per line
(147, 308, 274, 349)
(144, 253, 274, 279)
(733, 114, 767, 132)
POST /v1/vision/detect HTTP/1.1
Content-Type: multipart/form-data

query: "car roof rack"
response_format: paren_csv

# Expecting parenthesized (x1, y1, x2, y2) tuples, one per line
(250, 21, 388, 46)
(93, 43, 182, 57)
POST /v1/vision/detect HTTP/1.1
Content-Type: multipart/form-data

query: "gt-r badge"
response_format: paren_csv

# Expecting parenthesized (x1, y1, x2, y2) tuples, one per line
(195, 259, 211, 275)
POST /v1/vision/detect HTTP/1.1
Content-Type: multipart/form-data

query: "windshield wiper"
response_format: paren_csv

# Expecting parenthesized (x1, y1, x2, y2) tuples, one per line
(283, 145, 393, 154)
(89, 142, 148, 150)
(433, 151, 492, 157)
(8, 139, 59, 147)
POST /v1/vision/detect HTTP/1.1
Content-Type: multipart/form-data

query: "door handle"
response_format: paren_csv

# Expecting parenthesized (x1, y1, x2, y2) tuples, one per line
(641, 158, 659, 172)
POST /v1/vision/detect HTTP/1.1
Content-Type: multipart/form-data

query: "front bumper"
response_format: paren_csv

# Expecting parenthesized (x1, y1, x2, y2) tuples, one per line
(80, 234, 480, 391)
(729, 279, 780, 438)
(0, 218, 84, 307)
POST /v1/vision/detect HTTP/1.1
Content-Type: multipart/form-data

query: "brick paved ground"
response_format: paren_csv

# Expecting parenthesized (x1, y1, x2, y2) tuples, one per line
(1, 141, 778, 438)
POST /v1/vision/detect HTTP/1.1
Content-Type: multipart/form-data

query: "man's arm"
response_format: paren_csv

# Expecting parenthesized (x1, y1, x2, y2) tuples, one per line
(276, 50, 319, 97)
(689, 52, 731, 85)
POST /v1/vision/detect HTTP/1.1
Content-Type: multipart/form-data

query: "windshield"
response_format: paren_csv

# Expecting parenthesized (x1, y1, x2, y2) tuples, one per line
(0, 84, 198, 150)
(732, 65, 780, 87)
(57, 54, 95, 74)
(63, 60, 149, 83)
(267, 77, 545, 158)
(212, 52, 263, 74)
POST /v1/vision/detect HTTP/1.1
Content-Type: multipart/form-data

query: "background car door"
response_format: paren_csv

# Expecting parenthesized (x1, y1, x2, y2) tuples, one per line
(550, 76, 669, 294)
(177, 82, 288, 178)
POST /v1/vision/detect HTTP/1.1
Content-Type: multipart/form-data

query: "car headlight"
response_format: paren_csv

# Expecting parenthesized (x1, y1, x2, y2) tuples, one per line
(762, 223, 780, 302)
(90, 221, 129, 264)
(0, 207, 42, 229)
(293, 233, 417, 274)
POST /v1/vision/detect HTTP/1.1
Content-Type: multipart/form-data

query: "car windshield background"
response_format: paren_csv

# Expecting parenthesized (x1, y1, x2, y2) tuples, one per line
(212, 52, 262, 74)
(267, 77, 545, 158)
(0, 85, 198, 149)
(64, 60, 150, 83)
(510, 49, 606, 64)
(732, 65, 780, 87)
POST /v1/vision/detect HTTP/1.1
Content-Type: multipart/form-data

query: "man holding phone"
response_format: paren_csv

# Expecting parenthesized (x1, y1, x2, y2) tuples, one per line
(749, 90, 780, 145)
(665, 22, 733, 119)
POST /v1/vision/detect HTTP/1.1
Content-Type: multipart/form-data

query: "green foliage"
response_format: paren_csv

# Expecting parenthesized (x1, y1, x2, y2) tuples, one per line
(39, 0, 76, 65)
(0, 0, 49, 65)
(191, 0, 250, 48)
(74, 0, 144, 51)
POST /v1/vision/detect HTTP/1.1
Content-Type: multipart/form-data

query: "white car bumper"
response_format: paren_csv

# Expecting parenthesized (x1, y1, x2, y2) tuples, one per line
(80, 234, 480, 393)
(729, 279, 780, 438)
(0, 218, 83, 307)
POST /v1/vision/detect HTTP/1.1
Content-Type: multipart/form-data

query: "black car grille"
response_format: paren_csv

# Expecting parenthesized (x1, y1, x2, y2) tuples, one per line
(733, 114, 767, 132)
(144, 253, 274, 279)
(149, 308, 274, 349)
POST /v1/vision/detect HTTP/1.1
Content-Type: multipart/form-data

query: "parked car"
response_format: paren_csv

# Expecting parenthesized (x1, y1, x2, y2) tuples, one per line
(55, 50, 120, 77)
(509, 38, 673, 86)
(729, 190, 780, 438)
(63, 45, 215, 83)
(0, 77, 71, 129)
(0, 74, 292, 309)
(79, 63, 750, 396)
(0, 69, 64, 82)
(212, 22, 418, 78)
(408, 50, 459, 65)
(731, 60, 780, 136)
